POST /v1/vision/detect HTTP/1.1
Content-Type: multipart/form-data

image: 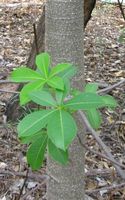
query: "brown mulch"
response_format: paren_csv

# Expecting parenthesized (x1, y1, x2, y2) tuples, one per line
(0, 0, 125, 199)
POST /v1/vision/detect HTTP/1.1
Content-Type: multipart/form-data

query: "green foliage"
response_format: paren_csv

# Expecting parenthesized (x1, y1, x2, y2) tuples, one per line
(18, 110, 56, 138)
(84, 83, 98, 93)
(20, 131, 44, 144)
(47, 110, 77, 150)
(10, 52, 117, 170)
(55, 90, 64, 105)
(27, 133, 48, 170)
(47, 76, 64, 90)
(11, 53, 72, 105)
(100, 95, 117, 108)
(118, 28, 125, 43)
(29, 90, 57, 107)
(49, 63, 72, 77)
(59, 65, 76, 80)
(48, 139, 68, 165)
(64, 93, 107, 110)
(86, 109, 102, 129)
(11, 66, 43, 82)
(35, 53, 50, 77)
(20, 80, 45, 105)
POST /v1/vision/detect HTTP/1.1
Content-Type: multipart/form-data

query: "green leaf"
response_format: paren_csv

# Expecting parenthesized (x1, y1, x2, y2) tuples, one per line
(48, 139, 68, 165)
(59, 65, 77, 80)
(71, 89, 81, 97)
(11, 67, 43, 82)
(55, 79, 70, 105)
(20, 80, 45, 105)
(18, 109, 56, 138)
(20, 131, 46, 144)
(35, 53, 50, 77)
(118, 28, 125, 43)
(27, 133, 47, 170)
(84, 83, 98, 93)
(100, 95, 117, 108)
(64, 92, 105, 111)
(48, 76, 64, 90)
(55, 90, 64, 105)
(47, 110, 77, 150)
(86, 109, 102, 129)
(63, 78, 71, 96)
(30, 90, 57, 107)
(49, 63, 71, 77)
(56, 79, 70, 100)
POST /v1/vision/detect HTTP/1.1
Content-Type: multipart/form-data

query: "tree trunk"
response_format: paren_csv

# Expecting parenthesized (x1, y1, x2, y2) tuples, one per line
(45, 0, 85, 200)
(84, 0, 96, 27)
(5, 0, 96, 119)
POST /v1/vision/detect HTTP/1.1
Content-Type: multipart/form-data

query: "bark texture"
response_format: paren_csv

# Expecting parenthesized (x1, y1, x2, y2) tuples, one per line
(84, 0, 96, 27)
(5, 0, 96, 120)
(45, 1, 84, 200)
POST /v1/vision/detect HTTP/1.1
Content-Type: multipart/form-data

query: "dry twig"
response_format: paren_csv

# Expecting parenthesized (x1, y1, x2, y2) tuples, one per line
(86, 168, 116, 178)
(0, 89, 19, 94)
(86, 182, 125, 194)
(21, 181, 47, 200)
(0, 170, 47, 182)
(77, 135, 125, 169)
(117, 0, 125, 21)
(78, 111, 125, 180)
(0, 2, 43, 8)
(0, 80, 19, 84)
(17, 169, 29, 200)
(98, 78, 125, 94)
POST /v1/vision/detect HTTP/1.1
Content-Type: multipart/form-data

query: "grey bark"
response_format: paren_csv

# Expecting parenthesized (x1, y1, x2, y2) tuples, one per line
(45, 1, 85, 200)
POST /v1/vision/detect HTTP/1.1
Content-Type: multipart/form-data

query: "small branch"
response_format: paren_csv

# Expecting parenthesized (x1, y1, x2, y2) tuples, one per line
(86, 168, 116, 178)
(17, 169, 29, 200)
(0, 170, 47, 182)
(98, 78, 125, 94)
(33, 23, 39, 55)
(21, 181, 47, 200)
(86, 182, 125, 195)
(117, 0, 125, 21)
(0, 2, 43, 8)
(0, 89, 19, 94)
(0, 80, 19, 84)
(96, 82, 109, 89)
(78, 111, 125, 180)
(77, 135, 125, 169)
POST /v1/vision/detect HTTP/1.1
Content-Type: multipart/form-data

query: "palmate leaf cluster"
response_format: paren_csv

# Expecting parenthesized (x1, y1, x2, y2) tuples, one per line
(11, 53, 117, 170)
